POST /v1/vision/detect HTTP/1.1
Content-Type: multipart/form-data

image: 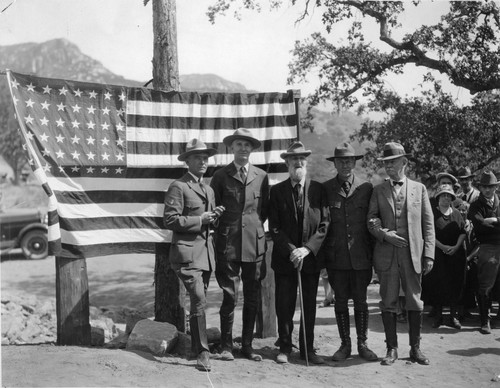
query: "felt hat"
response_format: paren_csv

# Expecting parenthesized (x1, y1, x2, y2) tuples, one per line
(177, 138, 217, 162)
(436, 172, 458, 185)
(326, 142, 363, 161)
(457, 167, 475, 179)
(435, 183, 456, 201)
(280, 141, 311, 159)
(377, 142, 411, 161)
(478, 170, 500, 186)
(223, 128, 261, 149)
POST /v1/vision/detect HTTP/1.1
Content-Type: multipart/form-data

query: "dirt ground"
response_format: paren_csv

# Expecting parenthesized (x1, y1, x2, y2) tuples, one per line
(1, 254, 500, 388)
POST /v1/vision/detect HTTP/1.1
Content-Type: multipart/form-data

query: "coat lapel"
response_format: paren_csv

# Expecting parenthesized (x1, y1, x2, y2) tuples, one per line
(382, 180, 395, 214)
(184, 173, 206, 200)
(282, 178, 297, 222)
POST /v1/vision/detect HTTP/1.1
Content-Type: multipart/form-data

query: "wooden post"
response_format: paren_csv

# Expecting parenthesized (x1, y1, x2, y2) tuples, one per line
(255, 235, 276, 338)
(152, 0, 185, 330)
(55, 257, 91, 345)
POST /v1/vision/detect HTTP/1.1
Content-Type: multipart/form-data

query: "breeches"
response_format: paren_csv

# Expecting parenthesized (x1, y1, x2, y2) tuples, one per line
(175, 266, 211, 317)
(377, 252, 423, 312)
(328, 268, 372, 313)
(477, 244, 500, 298)
(215, 259, 266, 318)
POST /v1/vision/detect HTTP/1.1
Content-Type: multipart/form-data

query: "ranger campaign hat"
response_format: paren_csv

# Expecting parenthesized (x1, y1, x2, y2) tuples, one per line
(178, 138, 217, 161)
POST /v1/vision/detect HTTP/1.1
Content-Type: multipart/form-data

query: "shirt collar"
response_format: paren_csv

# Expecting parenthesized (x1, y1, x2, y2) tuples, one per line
(291, 177, 306, 188)
(234, 161, 249, 171)
(188, 171, 203, 183)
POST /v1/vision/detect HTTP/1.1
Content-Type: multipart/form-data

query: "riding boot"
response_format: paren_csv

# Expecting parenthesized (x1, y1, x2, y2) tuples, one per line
(478, 294, 491, 334)
(408, 310, 430, 365)
(332, 311, 351, 361)
(220, 312, 234, 352)
(190, 314, 211, 371)
(432, 305, 443, 328)
(354, 310, 378, 361)
(241, 301, 262, 361)
(380, 311, 398, 365)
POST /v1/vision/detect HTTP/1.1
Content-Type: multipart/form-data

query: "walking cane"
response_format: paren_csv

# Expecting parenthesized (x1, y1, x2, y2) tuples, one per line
(297, 267, 309, 367)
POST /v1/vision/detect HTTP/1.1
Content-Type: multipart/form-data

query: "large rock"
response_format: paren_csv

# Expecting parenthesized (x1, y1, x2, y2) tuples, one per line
(126, 319, 178, 356)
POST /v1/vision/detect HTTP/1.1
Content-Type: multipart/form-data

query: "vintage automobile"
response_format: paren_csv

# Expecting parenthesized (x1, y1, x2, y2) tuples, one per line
(0, 207, 48, 260)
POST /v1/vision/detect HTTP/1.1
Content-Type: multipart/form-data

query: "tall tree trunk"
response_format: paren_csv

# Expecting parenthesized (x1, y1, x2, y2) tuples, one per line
(151, 0, 185, 332)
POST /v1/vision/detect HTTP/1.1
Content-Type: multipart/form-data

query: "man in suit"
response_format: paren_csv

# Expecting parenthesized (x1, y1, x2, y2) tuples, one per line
(322, 142, 378, 362)
(468, 171, 500, 334)
(367, 142, 435, 366)
(269, 141, 329, 365)
(210, 128, 270, 362)
(163, 138, 223, 372)
(457, 166, 480, 204)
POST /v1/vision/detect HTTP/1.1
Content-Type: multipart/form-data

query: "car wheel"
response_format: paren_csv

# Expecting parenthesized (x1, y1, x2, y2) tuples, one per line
(20, 230, 48, 260)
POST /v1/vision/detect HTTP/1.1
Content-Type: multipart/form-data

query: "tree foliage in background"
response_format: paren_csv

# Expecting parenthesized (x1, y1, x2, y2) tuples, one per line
(208, 0, 500, 108)
(0, 78, 26, 183)
(351, 84, 500, 180)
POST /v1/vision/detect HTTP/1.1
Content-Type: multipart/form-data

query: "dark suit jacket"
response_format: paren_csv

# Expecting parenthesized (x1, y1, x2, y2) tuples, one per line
(163, 173, 216, 271)
(269, 178, 329, 274)
(367, 178, 435, 274)
(210, 162, 269, 262)
(322, 175, 373, 270)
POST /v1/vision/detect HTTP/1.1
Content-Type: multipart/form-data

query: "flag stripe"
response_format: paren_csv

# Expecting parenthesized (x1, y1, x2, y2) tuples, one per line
(60, 242, 169, 259)
(60, 216, 164, 231)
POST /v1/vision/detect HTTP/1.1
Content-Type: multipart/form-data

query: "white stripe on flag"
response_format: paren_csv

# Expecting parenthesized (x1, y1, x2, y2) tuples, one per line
(60, 228, 170, 245)
(126, 126, 297, 144)
(57, 203, 164, 218)
(127, 100, 296, 118)
(47, 177, 172, 192)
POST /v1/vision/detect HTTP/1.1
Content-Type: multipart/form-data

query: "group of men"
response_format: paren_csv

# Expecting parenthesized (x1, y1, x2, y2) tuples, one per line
(163, 128, 499, 372)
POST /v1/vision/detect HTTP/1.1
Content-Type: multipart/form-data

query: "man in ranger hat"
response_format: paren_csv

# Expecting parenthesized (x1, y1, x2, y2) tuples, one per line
(367, 142, 435, 366)
(210, 128, 270, 362)
(269, 141, 329, 364)
(457, 166, 480, 204)
(467, 171, 500, 334)
(321, 142, 378, 363)
(164, 138, 224, 372)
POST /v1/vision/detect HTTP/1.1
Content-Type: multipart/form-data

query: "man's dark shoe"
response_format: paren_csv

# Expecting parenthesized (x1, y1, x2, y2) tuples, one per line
(241, 346, 262, 361)
(358, 343, 378, 361)
(409, 346, 430, 365)
(380, 348, 398, 366)
(302, 352, 325, 364)
(480, 321, 492, 334)
(196, 351, 212, 371)
(332, 342, 351, 361)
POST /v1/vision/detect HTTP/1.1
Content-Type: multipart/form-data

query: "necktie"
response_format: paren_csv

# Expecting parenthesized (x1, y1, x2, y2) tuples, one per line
(239, 166, 247, 182)
(199, 181, 207, 196)
(294, 183, 303, 215)
(341, 181, 351, 196)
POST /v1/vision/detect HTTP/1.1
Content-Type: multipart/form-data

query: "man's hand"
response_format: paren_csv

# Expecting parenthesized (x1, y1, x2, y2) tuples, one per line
(483, 217, 498, 227)
(290, 247, 310, 270)
(200, 211, 215, 225)
(384, 231, 408, 248)
(423, 257, 434, 275)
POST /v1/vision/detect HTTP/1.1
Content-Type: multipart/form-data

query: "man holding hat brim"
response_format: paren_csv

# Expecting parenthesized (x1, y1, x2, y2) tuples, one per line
(467, 170, 500, 334)
(321, 142, 378, 363)
(164, 138, 223, 371)
(210, 128, 269, 362)
(367, 141, 435, 366)
(269, 141, 329, 364)
(457, 167, 480, 204)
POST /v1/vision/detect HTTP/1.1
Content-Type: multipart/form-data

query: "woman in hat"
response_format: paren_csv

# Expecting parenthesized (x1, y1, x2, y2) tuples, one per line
(423, 184, 467, 329)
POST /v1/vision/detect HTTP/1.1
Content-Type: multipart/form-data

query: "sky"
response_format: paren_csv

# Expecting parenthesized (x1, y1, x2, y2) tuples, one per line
(0, 0, 473, 106)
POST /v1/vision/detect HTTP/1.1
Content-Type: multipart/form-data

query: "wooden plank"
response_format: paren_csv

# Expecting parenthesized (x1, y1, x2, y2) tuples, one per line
(55, 256, 91, 345)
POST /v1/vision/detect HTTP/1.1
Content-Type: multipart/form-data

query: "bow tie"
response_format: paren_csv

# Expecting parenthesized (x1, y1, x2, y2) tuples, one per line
(392, 181, 404, 187)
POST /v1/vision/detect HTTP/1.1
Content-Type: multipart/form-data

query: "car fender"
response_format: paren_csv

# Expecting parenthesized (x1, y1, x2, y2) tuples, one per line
(16, 223, 48, 247)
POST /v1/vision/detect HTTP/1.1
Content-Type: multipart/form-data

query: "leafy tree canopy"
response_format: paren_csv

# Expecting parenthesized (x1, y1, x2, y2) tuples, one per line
(208, 1, 500, 108)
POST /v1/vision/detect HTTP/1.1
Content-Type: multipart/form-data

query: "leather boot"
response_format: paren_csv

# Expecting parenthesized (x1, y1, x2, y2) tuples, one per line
(220, 312, 235, 360)
(432, 305, 443, 328)
(381, 312, 398, 366)
(241, 302, 262, 361)
(355, 310, 378, 361)
(408, 311, 430, 365)
(449, 304, 461, 330)
(332, 311, 352, 361)
(478, 294, 491, 334)
(190, 314, 211, 371)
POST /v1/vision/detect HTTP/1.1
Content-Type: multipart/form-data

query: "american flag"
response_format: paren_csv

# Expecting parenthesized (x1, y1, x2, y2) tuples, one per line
(6, 71, 298, 259)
